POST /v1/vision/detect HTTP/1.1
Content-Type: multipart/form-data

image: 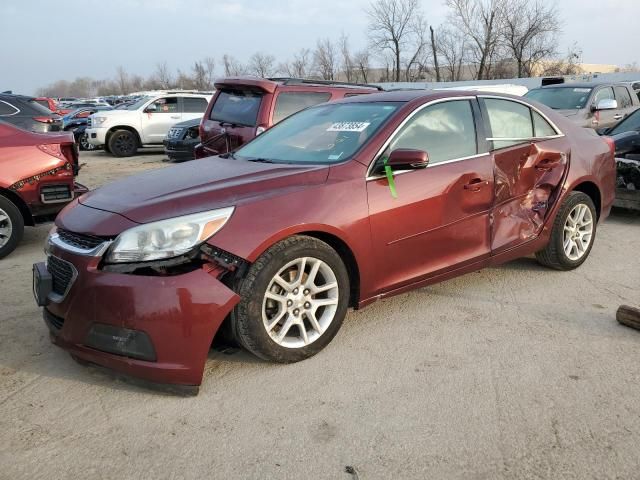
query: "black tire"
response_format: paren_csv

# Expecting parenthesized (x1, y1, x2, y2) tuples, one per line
(107, 129, 138, 157)
(536, 191, 597, 270)
(231, 235, 350, 363)
(0, 196, 25, 259)
(103, 142, 111, 154)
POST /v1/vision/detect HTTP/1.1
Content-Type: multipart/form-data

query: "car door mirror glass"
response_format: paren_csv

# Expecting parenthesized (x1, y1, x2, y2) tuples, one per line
(594, 99, 617, 111)
(145, 103, 158, 113)
(388, 149, 429, 170)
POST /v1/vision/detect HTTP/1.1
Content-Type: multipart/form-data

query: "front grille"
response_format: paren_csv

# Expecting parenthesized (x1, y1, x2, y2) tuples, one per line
(40, 185, 72, 204)
(47, 256, 75, 297)
(44, 308, 64, 332)
(58, 229, 105, 250)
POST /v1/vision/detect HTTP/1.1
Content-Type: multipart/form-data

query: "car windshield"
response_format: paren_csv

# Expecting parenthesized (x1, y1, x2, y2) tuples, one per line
(210, 89, 263, 127)
(610, 109, 640, 135)
(525, 87, 593, 110)
(125, 96, 152, 110)
(235, 102, 402, 164)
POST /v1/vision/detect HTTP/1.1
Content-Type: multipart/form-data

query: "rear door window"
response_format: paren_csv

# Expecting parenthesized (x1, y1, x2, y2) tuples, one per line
(272, 92, 332, 124)
(614, 86, 633, 109)
(210, 89, 263, 127)
(183, 97, 209, 113)
(483, 98, 534, 149)
(0, 100, 19, 116)
(532, 111, 557, 137)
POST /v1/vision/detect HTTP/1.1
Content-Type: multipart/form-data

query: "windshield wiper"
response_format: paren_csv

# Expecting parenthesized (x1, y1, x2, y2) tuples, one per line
(247, 158, 275, 163)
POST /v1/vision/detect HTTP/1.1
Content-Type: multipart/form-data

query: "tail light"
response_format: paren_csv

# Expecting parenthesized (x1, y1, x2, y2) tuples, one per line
(33, 116, 57, 124)
(602, 136, 616, 157)
(37, 143, 79, 175)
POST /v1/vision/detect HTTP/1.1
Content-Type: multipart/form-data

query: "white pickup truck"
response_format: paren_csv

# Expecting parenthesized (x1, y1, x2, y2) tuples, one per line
(86, 92, 212, 157)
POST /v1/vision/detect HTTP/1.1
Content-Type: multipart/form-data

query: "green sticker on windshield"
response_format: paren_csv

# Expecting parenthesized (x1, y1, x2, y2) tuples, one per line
(382, 157, 397, 199)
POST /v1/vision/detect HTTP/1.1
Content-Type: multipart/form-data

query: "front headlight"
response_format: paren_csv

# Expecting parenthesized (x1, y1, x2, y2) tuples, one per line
(105, 207, 234, 263)
(92, 116, 108, 126)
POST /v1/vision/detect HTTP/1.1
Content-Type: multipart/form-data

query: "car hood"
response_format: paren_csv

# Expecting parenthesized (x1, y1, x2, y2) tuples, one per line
(172, 117, 202, 129)
(79, 157, 330, 224)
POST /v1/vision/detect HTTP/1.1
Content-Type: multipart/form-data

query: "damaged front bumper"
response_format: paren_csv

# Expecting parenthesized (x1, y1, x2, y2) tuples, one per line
(35, 243, 241, 387)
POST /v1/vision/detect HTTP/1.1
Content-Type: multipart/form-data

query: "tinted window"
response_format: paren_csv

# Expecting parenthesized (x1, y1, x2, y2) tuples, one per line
(34, 99, 51, 110)
(0, 100, 19, 116)
(183, 97, 208, 113)
(610, 109, 640, 135)
(149, 97, 178, 113)
(484, 98, 533, 149)
(614, 86, 633, 109)
(236, 102, 401, 164)
(273, 92, 332, 124)
(593, 87, 614, 104)
(210, 89, 263, 127)
(388, 100, 477, 165)
(525, 87, 592, 110)
(532, 111, 557, 137)
(27, 99, 55, 115)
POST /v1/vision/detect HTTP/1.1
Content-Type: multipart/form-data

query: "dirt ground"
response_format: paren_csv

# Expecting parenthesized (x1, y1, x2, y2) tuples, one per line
(1, 149, 639, 480)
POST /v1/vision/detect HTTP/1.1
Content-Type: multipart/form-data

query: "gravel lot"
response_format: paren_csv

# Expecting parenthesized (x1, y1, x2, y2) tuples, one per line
(1, 149, 639, 480)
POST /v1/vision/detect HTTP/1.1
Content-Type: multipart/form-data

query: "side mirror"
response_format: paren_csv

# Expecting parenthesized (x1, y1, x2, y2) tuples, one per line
(593, 99, 618, 111)
(387, 149, 429, 170)
(145, 103, 158, 113)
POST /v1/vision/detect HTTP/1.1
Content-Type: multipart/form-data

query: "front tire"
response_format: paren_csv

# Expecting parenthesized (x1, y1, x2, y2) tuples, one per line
(107, 129, 138, 157)
(231, 236, 350, 363)
(0, 196, 25, 259)
(536, 191, 597, 270)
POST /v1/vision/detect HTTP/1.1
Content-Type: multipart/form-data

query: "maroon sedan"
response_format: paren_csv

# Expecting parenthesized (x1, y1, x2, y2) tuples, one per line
(33, 90, 615, 390)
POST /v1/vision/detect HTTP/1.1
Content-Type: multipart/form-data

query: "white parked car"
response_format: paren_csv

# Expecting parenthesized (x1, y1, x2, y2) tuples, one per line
(86, 92, 212, 157)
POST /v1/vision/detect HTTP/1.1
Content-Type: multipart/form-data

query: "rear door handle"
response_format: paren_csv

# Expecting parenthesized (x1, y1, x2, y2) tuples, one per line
(613, 114, 623, 120)
(535, 157, 562, 172)
(464, 178, 489, 192)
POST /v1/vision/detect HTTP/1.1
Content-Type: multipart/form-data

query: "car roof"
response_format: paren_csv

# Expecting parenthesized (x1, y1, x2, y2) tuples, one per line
(332, 88, 494, 104)
(534, 82, 631, 89)
(214, 76, 383, 94)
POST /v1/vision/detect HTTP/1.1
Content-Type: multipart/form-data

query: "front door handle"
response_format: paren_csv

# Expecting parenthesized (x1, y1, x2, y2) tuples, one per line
(464, 178, 489, 192)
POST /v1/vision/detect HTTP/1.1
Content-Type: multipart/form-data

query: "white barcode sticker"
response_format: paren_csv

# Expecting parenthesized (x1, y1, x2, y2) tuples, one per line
(327, 122, 371, 132)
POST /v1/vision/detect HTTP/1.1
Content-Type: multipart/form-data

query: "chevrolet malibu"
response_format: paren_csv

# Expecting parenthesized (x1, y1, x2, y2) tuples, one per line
(33, 90, 616, 389)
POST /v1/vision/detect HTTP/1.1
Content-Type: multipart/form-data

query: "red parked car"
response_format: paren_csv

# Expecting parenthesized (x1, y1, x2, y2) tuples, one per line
(0, 121, 86, 258)
(34, 90, 615, 390)
(195, 77, 382, 158)
(33, 97, 59, 113)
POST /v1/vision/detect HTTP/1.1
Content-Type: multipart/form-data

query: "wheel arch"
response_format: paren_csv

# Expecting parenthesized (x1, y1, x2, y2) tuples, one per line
(0, 187, 34, 226)
(106, 125, 142, 146)
(570, 180, 602, 220)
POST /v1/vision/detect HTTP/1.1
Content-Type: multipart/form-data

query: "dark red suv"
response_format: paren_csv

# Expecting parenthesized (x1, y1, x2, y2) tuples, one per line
(194, 77, 382, 158)
(34, 90, 615, 391)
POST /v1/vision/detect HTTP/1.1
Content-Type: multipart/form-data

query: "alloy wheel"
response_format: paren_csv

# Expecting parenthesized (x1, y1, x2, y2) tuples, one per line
(262, 256, 340, 349)
(563, 203, 593, 261)
(114, 132, 135, 154)
(0, 207, 13, 249)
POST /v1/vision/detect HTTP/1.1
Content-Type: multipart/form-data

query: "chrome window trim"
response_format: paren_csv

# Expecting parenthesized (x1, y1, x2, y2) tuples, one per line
(46, 255, 78, 303)
(48, 232, 112, 257)
(365, 96, 477, 179)
(479, 94, 565, 139)
(0, 100, 20, 116)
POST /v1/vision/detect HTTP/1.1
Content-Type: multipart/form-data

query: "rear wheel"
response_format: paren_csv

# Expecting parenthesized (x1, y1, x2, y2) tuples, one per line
(536, 191, 597, 270)
(0, 196, 24, 259)
(107, 129, 138, 157)
(231, 236, 350, 363)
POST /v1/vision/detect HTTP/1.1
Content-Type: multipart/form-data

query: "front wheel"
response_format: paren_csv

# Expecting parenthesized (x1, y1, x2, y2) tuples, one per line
(107, 129, 138, 157)
(231, 236, 350, 363)
(0, 196, 25, 259)
(536, 191, 597, 270)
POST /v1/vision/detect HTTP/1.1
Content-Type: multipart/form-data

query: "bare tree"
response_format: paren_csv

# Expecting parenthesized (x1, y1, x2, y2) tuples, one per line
(313, 38, 338, 80)
(540, 44, 583, 76)
(367, 0, 424, 82)
(430, 26, 441, 82)
(445, 0, 506, 80)
(154, 62, 173, 89)
(436, 27, 468, 81)
(115, 66, 129, 94)
(503, 0, 560, 77)
(353, 50, 372, 83)
(222, 54, 247, 76)
(339, 34, 355, 82)
(280, 48, 312, 78)
(249, 52, 276, 78)
(403, 14, 429, 81)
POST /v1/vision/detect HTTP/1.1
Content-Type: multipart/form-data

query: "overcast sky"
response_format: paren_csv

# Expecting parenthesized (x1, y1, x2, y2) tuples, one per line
(1, 0, 639, 95)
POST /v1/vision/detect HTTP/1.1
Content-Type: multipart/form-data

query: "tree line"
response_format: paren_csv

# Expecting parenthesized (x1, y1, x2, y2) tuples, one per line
(38, 0, 600, 98)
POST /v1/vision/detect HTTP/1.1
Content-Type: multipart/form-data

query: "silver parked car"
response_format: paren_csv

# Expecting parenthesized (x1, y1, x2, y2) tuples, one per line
(525, 82, 639, 130)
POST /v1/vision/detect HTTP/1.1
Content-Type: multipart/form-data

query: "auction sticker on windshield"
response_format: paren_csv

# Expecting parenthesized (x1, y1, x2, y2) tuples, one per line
(327, 122, 371, 132)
